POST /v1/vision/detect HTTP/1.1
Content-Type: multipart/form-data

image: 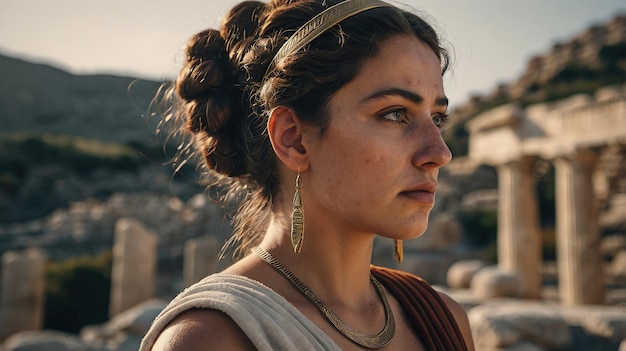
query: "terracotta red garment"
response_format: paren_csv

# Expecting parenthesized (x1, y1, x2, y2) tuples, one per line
(371, 266, 468, 351)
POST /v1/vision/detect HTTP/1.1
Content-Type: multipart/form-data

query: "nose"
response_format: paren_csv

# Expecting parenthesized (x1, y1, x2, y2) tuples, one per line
(412, 123, 452, 169)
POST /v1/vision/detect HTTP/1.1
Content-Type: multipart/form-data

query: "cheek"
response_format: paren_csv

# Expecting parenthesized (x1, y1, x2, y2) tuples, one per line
(343, 150, 396, 197)
(315, 152, 376, 207)
(312, 126, 402, 202)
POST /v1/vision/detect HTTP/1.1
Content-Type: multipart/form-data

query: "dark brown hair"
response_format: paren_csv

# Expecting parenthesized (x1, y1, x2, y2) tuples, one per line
(157, 0, 450, 258)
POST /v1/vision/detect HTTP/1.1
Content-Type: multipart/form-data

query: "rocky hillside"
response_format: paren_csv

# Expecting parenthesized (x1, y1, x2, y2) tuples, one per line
(0, 54, 205, 224)
(0, 54, 161, 143)
(1, 12, 624, 246)
(0, 55, 230, 275)
(446, 14, 626, 156)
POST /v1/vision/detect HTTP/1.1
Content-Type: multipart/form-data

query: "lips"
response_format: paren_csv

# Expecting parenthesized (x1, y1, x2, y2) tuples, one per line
(399, 182, 437, 205)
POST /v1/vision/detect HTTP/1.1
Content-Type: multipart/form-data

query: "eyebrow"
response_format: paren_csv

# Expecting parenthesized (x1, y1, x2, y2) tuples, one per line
(360, 88, 448, 107)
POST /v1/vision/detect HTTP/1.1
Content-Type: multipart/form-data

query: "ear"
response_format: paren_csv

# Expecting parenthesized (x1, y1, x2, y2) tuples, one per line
(267, 106, 309, 172)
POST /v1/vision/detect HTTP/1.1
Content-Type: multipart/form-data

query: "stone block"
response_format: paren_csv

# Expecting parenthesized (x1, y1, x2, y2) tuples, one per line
(471, 266, 524, 299)
(105, 333, 143, 351)
(109, 218, 158, 317)
(409, 213, 462, 251)
(399, 252, 451, 285)
(80, 299, 167, 351)
(3, 330, 88, 351)
(582, 310, 626, 340)
(469, 302, 571, 349)
(105, 299, 167, 336)
(0, 249, 46, 340)
(184, 236, 220, 287)
(503, 341, 545, 351)
(446, 259, 488, 289)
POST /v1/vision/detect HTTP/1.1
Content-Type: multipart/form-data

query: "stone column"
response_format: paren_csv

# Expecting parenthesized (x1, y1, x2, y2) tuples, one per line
(497, 157, 542, 299)
(184, 236, 220, 287)
(0, 248, 46, 339)
(555, 151, 604, 305)
(109, 218, 158, 317)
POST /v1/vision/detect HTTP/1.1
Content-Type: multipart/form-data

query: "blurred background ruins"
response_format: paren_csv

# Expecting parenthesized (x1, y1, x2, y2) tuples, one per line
(0, 1, 625, 350)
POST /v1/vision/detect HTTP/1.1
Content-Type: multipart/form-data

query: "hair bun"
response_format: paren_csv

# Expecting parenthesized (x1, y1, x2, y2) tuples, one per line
(176, 29, 231, 102)
(221, 1, 266, 52)
(174, 28, 249, 177)
(186, 29, 228, 61)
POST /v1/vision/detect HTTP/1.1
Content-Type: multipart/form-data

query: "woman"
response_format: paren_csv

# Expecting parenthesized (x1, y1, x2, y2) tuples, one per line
(140, 0, 474, 349)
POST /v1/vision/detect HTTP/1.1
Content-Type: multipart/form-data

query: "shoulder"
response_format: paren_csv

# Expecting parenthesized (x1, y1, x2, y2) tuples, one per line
(372, 266, 475, 350)
(437, 291, 475, 351)
(150, 308, 256, 351)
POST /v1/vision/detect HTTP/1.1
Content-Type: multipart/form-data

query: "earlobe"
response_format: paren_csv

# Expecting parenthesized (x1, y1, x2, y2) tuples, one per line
(267, 106, 308, 171)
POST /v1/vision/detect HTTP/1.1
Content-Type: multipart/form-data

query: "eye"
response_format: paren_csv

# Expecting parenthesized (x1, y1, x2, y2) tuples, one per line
(380, 108, 408, 123)
(432, 112, 449, 129)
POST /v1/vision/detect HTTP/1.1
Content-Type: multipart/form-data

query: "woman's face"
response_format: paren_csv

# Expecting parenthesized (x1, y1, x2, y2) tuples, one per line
(301, 34, 452, 240)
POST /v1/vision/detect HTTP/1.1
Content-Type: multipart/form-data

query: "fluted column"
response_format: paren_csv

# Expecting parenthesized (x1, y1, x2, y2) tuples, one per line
(497, 157, 542, 299)
(555, 151, 604, 305)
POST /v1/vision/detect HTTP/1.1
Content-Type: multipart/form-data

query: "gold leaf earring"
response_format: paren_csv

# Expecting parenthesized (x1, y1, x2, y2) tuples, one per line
(291, 169, 304, 253)
(394, 240, 403, 263)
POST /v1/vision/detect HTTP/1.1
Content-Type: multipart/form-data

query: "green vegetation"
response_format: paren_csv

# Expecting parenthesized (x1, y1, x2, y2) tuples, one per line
(457, 209, 498, 263)
(542, 228, 557, 261)
(0, 133, 158, 223)
(0, 133, 143, 176)
(457, 207, 558, 263)
(455, 167, 558, 263)
(444, 122, 469, 157)
(44, 251, 112, 333)
(528, 52, 625, 104)
(536, 166, 556, 228)
(457, 210, 498, 248)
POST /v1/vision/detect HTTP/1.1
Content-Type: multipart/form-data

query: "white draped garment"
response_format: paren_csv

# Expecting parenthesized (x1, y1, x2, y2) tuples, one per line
(138, 273, 342, 351)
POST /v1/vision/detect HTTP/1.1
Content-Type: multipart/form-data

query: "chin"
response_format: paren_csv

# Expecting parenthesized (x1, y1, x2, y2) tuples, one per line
(377, 213, 431, 240)
(408, 225, 429, 240)
(406, 214, 431, 238)
(389, 222, 429, 241)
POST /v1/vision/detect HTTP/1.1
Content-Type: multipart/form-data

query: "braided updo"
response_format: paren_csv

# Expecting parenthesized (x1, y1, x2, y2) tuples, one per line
(158, 0, 450, 258)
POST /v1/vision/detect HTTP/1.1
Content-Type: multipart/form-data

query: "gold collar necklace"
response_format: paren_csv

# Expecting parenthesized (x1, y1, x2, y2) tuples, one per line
(252, 247, 395, 349)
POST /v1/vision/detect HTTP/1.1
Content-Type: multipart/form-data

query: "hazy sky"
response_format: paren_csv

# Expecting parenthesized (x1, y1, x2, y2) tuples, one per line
(1, 0, 624, 108)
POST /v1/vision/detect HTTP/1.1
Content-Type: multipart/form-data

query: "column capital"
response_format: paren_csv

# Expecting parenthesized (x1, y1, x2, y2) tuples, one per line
(555, 149, 598, 171)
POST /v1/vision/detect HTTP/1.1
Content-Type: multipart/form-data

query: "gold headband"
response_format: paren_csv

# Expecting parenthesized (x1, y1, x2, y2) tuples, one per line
(266, 0, 391, 77)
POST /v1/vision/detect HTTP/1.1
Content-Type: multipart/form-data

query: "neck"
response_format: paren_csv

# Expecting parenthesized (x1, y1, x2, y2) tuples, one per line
(259, 210, 376, 307)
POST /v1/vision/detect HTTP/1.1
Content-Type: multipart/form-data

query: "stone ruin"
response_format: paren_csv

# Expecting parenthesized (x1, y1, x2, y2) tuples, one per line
(1, 222, 625, 350)
(0, 87, 625, 350)
(109, 218, 158, 317)
(0, 249, 46, 341)
(0, 215, 224, 351)
(466, 84, 626, 304)
(446, 83, 626, 350)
